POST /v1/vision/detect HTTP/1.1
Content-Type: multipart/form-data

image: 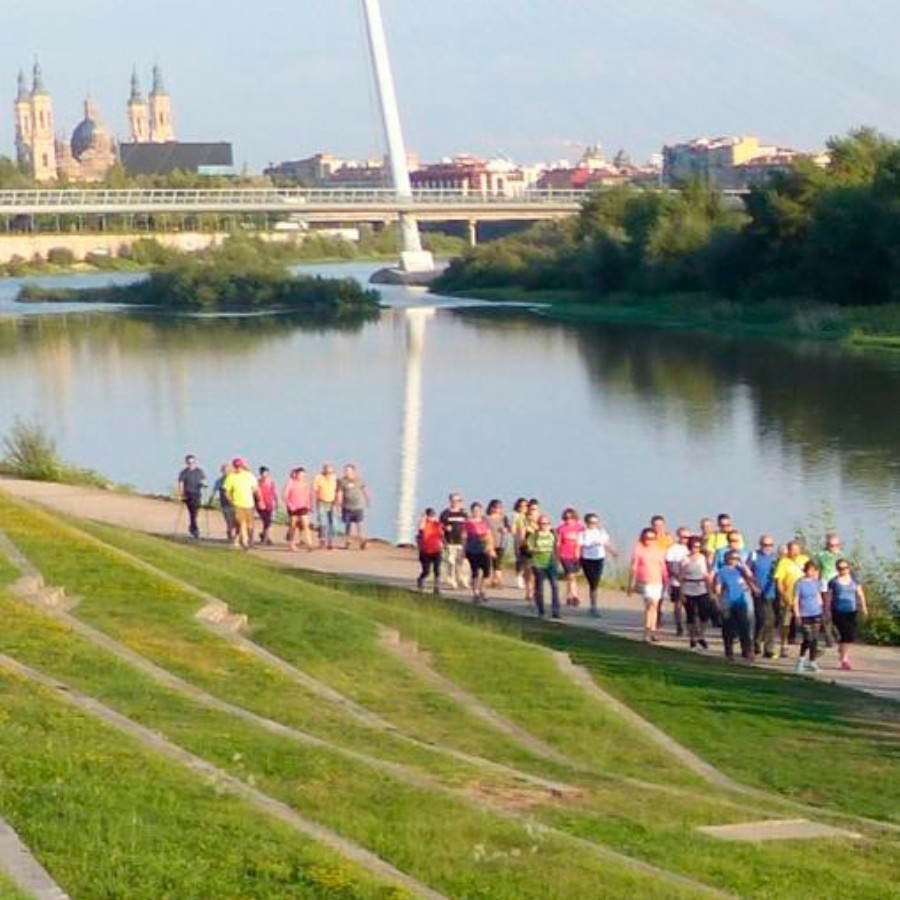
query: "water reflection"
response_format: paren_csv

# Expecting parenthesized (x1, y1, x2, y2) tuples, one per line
(396, 308, 434, 545)
(0, 272, 898, 551)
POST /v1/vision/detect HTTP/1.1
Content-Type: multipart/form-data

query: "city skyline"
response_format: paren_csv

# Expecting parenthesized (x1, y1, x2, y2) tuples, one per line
(2, 0, 898, 170)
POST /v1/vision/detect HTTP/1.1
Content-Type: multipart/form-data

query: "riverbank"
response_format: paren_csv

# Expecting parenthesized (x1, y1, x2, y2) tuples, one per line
(2, 476, 898, 700)
(439, 286, 900, 348)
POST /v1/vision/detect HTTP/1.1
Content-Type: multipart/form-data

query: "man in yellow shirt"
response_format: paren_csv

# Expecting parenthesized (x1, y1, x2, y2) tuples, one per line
(223, 457, 258, 550)
(312, 463, 338, 549)
(774, 540, 809, 658)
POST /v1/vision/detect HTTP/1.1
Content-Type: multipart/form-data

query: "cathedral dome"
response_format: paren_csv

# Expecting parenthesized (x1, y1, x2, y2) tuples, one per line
(70, 98, 112, 160)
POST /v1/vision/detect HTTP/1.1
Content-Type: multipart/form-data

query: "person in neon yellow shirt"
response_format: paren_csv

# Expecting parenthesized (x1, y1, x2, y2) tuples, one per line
(774, 540, 809, 658)
(222, 457, 258, 550)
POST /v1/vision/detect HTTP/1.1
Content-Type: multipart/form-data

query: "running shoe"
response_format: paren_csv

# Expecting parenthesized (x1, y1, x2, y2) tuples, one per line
(794, 659, 808, 674)
(807, 661, 821, 673)
(698, 639, 709, 650)
(840, 659, 851, 670)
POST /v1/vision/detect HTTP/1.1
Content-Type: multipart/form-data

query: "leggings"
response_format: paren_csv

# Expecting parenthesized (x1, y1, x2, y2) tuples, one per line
(419, 553, 441, 582)
(580, 558, 605, 592)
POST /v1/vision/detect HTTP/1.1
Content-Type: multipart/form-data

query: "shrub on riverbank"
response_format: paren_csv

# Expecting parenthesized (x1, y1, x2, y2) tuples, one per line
(435, 129, 900, 329)
(0, 420, 111, 488)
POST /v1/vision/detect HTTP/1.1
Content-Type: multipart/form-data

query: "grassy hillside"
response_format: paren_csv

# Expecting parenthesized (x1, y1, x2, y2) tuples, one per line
(0, 492, 897, 899)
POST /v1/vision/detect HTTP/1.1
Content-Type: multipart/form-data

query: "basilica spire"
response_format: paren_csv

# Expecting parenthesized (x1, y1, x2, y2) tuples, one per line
(16, 69, 29, 102)
(129, 67, 144, 103)
(32, 58, 48, 95)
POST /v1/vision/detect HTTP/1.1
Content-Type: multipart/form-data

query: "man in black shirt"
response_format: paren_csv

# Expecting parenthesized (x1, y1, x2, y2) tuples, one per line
(177, 454, 207, 539)
(439, 492, 468, 589)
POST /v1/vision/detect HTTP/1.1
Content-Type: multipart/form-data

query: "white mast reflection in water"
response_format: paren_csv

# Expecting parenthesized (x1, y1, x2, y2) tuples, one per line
(395, 307, 434, 545)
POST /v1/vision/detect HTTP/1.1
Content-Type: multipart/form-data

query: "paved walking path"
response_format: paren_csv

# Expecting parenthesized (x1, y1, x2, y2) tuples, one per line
(2, 477, 898, 703)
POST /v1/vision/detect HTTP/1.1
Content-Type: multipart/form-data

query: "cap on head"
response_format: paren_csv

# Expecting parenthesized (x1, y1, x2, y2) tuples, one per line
(232, 457, 245, 469)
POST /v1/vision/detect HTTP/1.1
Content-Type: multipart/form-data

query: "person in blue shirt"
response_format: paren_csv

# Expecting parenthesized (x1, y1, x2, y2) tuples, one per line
(793, 561, 824, 674)
(828, 559, 869, 671)
(746, 534, 778, 658)
(714, 551, 756, 661)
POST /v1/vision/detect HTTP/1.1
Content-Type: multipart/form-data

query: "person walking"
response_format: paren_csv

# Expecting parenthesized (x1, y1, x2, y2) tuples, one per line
(486, 499, 510, 589)
(463, 502, 495, 603)
(255, 466, 278, 545)
(628, 528, 668, 643)
(416, 507, 443, 594)
(527, 515, 560, 619)
(747, 534, 779, 658)
(222, 458, 258, 550)
(176, 454, 206, 540)
(337, 464, 369, 550)
(511, 498, 529, 591)
(663, 527, 691, 636)
(312, 463, 338, 549)
(793, 560, 825, 673)
(679, 536, 713, 650)
(775, 540, 809, 658)
(283, 467, 313, 552)
(714, 551, 756, 661)
(516, 500, 541, 606)
(557, 508, 585, 607)
(212, 462, 236, 543)
(439, 492, 468, 590)
(828, 559, 868, 670)
(815, 533, 844, 648)
(578, 513, 614, 617)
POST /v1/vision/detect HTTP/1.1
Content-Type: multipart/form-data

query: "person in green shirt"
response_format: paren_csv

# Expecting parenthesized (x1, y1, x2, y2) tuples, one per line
(815, 533, 843, 647)
(526, 515, 560, 619)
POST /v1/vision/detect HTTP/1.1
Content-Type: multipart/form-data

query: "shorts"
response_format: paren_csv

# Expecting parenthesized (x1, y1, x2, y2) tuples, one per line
(234, 506, 254, 530)
(560, 559, 581, 576)
(342, 508, 365, 524)
(668, 584, 682, 603)
(288, 507, 310, 518)
(467, 552, 491, 578)
(684, 593, 712, 625)
(638, 583, 664, 603)
(832, 610, 857, 643)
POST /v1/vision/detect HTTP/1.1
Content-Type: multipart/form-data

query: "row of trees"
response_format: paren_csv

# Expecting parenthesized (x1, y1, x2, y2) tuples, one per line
(436, 129, 900, 307)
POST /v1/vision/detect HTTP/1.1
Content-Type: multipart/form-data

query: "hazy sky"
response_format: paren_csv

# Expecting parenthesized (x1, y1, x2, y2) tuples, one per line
(3, 0, 897, 169)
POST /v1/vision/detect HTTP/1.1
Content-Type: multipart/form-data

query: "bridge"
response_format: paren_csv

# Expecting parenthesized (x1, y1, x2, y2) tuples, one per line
(0, 187, 588, 225)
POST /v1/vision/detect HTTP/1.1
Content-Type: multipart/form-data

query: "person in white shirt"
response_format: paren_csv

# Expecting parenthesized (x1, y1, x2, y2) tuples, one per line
(663, 527, 691, 637)
(578, 513, 616, 617)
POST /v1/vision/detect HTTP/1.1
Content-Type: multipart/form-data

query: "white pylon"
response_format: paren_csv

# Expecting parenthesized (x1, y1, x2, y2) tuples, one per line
(362, 0, 435, 274)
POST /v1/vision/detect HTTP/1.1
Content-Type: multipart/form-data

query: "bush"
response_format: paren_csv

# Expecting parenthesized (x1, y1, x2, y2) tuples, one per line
(0, 419, 111, 488)
(6, 254, 27, 277)
(47, 247, 76, 266)
(1, 419, 63, 481)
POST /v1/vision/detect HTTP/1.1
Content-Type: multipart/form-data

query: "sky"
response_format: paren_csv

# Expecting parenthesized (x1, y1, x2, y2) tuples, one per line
(2, 0, 898, 170)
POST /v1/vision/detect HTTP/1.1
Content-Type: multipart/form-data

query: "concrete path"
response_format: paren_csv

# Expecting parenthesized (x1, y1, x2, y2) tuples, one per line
(2, 477, 899, 703)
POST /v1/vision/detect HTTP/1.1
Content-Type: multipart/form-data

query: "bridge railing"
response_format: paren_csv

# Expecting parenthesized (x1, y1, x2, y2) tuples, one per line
(0, 187, 593, 209)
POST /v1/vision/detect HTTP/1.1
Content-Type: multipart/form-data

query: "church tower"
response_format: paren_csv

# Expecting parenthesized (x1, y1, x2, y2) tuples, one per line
(29, 60, 57, 182)
(13, 69, 32, 168)
(127, 68, 149, 143)
(148, 65, 174, 142)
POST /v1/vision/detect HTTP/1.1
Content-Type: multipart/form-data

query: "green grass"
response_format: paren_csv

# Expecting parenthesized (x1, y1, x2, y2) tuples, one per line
(0, 672, 404, 900)
(1, 494, 899, 898)
(446, 286, 900, 348)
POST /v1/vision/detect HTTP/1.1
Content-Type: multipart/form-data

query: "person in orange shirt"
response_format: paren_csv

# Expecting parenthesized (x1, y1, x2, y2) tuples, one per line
(651, 514, 674, 551)
(312, 463, 338, 549)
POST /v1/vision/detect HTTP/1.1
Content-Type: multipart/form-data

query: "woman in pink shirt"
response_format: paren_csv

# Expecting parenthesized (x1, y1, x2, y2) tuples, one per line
(556, 507, 586, 607)
(282, 467, 313, 551)
(628, 527, 669, 643)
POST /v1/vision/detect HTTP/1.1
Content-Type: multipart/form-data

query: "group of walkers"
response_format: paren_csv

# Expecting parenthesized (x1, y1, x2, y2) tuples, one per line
(176, 455, 370, 552)
(416, 497, 869, 675)
(177, 458, 869, 676)
(624, 513, 867, 672)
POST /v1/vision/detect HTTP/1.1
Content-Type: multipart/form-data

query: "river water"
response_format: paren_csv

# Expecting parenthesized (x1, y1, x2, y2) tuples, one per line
(0, 262, 898, 553)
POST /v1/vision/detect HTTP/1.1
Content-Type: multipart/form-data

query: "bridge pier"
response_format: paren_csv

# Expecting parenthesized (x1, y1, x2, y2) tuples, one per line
(466, 219, 478, 248)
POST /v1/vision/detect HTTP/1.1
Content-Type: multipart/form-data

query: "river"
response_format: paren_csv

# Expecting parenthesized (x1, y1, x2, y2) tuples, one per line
(0, 261, 898, 554)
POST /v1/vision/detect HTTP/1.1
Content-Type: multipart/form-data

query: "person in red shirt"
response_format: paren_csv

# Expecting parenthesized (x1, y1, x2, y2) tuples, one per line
(416, 507, 444, 594)
(628, 527, 670, 643)
(255, 466, 278, 545)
